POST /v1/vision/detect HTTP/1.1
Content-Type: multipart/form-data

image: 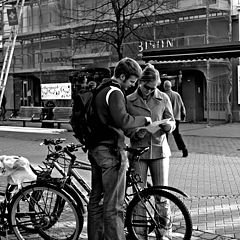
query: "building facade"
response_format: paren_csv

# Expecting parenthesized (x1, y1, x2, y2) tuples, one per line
(1, 0, 240, 122)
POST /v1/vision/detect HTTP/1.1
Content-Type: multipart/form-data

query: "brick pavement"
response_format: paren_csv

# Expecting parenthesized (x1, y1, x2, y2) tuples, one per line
(169, 151, 240, 240)
(166, 122, 240, 240)
(0, 121, 240, 239)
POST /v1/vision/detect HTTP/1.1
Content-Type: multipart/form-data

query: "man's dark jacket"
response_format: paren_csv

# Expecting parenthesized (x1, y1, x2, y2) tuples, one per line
(91, 79, 146, 149)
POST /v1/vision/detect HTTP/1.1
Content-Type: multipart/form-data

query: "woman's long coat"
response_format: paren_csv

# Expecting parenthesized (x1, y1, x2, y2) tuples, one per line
(126, 88, 175, 159)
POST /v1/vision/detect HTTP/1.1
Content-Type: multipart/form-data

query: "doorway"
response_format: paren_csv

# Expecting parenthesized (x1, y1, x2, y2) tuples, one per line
(13, 75, 41, 110)
(182, 70, 205, 122)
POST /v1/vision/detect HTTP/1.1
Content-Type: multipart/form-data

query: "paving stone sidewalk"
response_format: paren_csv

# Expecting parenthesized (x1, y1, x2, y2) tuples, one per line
(0, 121, 240, 239)
(168, 122, 240, 240)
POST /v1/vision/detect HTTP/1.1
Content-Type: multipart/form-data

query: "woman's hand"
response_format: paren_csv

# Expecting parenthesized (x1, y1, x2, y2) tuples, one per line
(159, 122, 171, 133)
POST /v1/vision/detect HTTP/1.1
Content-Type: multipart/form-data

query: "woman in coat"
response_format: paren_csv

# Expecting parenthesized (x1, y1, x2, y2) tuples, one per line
(126, 64, 175, 240)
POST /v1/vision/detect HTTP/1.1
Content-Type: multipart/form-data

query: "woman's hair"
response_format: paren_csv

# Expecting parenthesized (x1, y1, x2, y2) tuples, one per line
(114, 57, 142, 79)
(140, 63, 161, 85)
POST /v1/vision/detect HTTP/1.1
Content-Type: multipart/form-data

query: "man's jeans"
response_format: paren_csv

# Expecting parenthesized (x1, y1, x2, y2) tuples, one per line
(87, 145, 127, 240)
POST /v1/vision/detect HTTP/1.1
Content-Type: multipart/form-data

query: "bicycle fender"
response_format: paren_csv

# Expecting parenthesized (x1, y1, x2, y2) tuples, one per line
(63, 184, 85, 213)
(40, 181, 85, 214)
(149, 186, 189, 198)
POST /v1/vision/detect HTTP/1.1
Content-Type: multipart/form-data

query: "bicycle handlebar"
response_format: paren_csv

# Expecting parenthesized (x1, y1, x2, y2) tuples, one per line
(40, 138, 66, 146)
(41, 138, 83, 152)
(45, 142, 83, 161)
(65, 143, 83, 152)
(43, 139, 148, 163)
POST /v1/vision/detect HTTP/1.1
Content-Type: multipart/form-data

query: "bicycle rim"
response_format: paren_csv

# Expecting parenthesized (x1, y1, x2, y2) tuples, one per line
(126, 188, 192, 240)
(10, 183, 83, 240)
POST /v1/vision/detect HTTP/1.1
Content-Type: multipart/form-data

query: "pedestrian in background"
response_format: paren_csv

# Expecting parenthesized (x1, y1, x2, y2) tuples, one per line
(87, 57, 152, 240)
(163, 80, 188, 157)
(126, 64, 175, 239)
(1, 94, 6, 121)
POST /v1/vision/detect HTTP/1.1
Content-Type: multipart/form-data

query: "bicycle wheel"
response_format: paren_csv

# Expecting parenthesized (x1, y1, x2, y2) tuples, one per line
(10, 183, 83, 240)
(125, 188, 192, 240)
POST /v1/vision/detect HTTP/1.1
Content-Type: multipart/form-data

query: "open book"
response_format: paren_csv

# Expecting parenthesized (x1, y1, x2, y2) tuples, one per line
(138, 118, 171, 134)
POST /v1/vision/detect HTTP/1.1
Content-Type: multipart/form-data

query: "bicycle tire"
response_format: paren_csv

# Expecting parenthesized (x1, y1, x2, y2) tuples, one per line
(125, 188, 192, 240)
(9, 183, 83, 240)
(29, 188, 66, 230)
(37, 179, 86, 215)
(31, 164, 85, 213)
(12, 184, 68, 233)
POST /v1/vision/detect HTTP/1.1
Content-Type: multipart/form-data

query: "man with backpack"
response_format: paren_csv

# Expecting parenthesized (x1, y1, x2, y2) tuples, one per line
(87, 57, 152, 240)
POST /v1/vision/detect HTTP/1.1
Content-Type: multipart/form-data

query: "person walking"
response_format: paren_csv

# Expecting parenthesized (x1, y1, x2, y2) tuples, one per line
(163, 80, 188, 157)
(1, 94, 6, 121)
(125, 64, 175, 239)
(87, 57, 152, 240)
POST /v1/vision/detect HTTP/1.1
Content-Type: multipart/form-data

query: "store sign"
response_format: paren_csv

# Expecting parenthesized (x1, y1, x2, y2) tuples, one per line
(139, 38, 175, 52)
(44, 56, 71, 63)
(41, 83, 71, 100)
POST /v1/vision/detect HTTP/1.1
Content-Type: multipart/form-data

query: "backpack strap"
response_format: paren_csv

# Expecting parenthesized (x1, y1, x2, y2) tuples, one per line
(106, 86, 123, 106)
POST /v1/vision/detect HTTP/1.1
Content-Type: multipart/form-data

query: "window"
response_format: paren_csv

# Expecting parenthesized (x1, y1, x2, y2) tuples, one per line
(165, 0, 178, 8)
(196, 0, 217, 6)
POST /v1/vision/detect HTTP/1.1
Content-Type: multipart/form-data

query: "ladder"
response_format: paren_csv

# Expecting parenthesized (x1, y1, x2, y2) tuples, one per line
(0, 0, 26, 107)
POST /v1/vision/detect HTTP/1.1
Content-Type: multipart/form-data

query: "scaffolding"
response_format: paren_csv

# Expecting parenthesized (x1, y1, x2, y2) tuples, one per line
(0, 0, 27, 106)
(0, 0, 234, 121)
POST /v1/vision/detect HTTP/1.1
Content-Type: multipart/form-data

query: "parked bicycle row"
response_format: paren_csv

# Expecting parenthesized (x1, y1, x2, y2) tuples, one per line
(0, 137, 192, 240)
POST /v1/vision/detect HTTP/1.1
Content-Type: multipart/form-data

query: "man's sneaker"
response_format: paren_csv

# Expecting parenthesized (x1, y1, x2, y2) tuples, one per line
(182, 149, 188, 157)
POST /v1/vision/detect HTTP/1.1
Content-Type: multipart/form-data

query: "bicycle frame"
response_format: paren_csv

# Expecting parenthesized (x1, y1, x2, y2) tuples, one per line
(36, 139, 193, 240)
(45, 152, 91, 205)
(40, 140, 189, 207)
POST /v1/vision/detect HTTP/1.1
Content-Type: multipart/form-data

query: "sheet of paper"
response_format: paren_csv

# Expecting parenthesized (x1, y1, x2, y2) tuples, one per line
(138, 118, 171, 134)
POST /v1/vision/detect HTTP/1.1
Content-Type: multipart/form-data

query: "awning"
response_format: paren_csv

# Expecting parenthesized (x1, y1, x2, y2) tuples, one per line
(142, 42, 240, 62)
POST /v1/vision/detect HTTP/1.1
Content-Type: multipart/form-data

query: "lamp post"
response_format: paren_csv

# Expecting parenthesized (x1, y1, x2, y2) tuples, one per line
(237, 3, 240, 106)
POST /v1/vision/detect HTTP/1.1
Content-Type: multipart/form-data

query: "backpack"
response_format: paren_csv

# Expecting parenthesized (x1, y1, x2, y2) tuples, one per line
(70, 80, 121, 152)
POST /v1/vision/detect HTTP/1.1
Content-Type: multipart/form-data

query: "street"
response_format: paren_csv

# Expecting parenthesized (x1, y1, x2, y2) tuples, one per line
(0, 122, 240, 239)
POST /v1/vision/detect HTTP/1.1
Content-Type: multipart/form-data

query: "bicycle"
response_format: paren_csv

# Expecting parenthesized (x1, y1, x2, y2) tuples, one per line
(33, 138, 193, 239)
(0, 161, 83, 240)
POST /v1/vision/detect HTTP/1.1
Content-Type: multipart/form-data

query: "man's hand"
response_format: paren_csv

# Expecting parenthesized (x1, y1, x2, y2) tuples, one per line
(135, 129, 147, 139)
(145, 117, 152, 126)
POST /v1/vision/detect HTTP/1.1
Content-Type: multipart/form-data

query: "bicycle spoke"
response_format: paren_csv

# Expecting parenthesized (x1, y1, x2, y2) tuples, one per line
(126, 188, 192, 240)
(10, 183, 83, 240)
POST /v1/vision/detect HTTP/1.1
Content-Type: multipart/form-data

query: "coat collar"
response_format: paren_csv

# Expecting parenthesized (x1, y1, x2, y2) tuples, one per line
(127, 88, 165, 113)
(127, 87, 164, 102)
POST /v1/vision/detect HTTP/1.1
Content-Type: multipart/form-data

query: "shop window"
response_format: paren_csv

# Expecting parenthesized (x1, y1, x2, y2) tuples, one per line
(196, 0, 217, 5)
(165, 0, 178, 8)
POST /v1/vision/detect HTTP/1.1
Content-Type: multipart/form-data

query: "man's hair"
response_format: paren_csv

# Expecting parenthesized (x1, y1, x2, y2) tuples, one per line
(114, 57, 142, 79)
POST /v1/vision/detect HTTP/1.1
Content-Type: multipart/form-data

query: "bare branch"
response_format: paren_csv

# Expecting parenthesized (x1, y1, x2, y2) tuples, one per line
(59, 0, 176, 60)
